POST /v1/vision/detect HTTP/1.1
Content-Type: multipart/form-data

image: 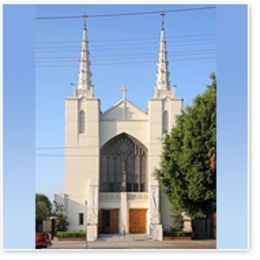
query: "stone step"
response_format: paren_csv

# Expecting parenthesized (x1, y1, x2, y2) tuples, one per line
(98, 234, 152, 242)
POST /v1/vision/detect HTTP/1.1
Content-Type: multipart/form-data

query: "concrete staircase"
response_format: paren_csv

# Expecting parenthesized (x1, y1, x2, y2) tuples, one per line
(98, 234, 152, 242)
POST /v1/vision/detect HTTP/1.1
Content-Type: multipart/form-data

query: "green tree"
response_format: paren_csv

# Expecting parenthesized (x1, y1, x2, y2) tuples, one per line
(36, 201, 49, 221)
(155, 73, 216, 219)
(53, 201, 69, 232)
(35, 193, 52, 220)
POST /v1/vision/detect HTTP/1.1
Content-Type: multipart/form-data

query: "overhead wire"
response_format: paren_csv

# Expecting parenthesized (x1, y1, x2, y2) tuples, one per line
(36, 48, 216, 59)
(36, 6, 216, 20)
(36, 57, 216, 68)
(36, 41, 216, 52)
(36, 37, 216, 49)
(35, 44, 216, 56)
(36, 35, 216, 48)
(36, 50, 216, 62)
(35, 8, 216, 67)
(36, 33, 216, 45)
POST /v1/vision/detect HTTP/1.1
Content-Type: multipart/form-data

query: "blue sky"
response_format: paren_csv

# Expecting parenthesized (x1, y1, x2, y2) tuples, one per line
(35, 4, 216, 200)
(4, 4, 248, 249)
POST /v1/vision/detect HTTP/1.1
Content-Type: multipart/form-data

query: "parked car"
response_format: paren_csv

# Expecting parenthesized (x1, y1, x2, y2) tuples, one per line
(36, 232, 49, 249)
(36, 219, 53, 249)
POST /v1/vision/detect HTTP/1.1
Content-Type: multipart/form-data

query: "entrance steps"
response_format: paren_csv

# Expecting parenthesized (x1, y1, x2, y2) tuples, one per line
(98, 234, 152, 242)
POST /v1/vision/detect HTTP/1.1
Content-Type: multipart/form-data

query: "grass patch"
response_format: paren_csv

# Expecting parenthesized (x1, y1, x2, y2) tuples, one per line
(56, 231, 86, 238)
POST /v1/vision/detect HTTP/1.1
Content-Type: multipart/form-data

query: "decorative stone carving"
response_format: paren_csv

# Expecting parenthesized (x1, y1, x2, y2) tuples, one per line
(127, 192, 148, 202)
(88, 185, 98, 224)
(99, 192, 120, 202)
(150, 185, 160, 224)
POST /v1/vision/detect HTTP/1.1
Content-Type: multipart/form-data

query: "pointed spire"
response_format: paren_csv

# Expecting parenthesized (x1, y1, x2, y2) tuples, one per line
(154, 13, 170, 94)
(161, 12, 165, 30)
(77, 15, 94, 97)
(84, 14, 86, 30)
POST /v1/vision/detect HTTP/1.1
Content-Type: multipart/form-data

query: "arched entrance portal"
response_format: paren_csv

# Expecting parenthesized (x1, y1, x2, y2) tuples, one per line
(99, 133, 148, 234)
(100, 133, 147, 192)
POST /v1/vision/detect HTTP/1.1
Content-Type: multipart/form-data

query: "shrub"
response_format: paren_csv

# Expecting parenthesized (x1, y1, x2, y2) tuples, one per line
(56, 231, 86, 238)
(164, 230, 191, 237)
(171, 212, 184, 232)
(56, 215, 69, 231)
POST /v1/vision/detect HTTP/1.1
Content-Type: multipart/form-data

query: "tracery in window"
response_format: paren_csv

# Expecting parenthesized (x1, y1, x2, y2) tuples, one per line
(100, 133, 147, 192)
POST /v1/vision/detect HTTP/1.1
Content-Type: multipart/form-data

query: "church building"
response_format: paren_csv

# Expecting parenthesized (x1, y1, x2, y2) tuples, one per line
(55, 15, 184, 242)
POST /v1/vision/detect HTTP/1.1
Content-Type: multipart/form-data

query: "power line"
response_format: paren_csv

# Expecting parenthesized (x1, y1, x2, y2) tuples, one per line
(36, 49, 216, 61)
(36, 56, 216, 68)
(35, 38, 216, 50)
(36, 42, 216, 52)
(36, 57, 216, 67)
(35, 36, 216, 49)
(35, 48, 216, 60)
(35, 42, 216, 54)
(35, 55, 216, 66)
(36, 142, 173, 150)
(36, 54, 216, 66)
(36, 6, 216, 20)
(37, 146, 97, 150)
(36, 154, 166, 158)
(36, 33, 216, 45)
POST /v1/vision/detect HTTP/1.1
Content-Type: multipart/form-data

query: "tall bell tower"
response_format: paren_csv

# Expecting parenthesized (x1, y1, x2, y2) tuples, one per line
(148, 13, 183, 240)
(64, 17, 100, 241)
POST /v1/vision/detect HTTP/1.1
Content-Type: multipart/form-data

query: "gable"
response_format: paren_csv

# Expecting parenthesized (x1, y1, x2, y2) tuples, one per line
(101, 99, 148, 121)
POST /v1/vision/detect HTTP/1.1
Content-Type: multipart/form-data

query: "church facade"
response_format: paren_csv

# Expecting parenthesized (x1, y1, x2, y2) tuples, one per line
(55, 16, 184, 242)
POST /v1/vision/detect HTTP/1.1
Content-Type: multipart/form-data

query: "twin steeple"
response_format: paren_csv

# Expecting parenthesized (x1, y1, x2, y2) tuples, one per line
(75, 14, 175, 99)
(155, 13, 170, 91)
(77, 16, 94, 97)
(154, 13, 175, 99)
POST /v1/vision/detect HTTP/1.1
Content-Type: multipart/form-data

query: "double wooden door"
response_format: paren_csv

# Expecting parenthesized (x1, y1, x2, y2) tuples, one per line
(129, 209, 147, 233)
(99, 209, 119, 234)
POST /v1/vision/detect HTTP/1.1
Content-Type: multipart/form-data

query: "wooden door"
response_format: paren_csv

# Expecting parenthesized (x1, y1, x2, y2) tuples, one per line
(110, 209, 119, 233)
(129, 209, 147, 233)
(99, 209, 119, 234)
(99, 209, 111, 234)
(98, 209, 103, 233)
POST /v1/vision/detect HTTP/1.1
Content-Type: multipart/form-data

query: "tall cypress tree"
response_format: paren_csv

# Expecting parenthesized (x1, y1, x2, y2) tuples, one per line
(155, 73, 216, 219)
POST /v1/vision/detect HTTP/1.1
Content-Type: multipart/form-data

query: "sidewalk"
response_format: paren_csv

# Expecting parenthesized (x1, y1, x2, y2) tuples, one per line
(47, 238, 216, 250)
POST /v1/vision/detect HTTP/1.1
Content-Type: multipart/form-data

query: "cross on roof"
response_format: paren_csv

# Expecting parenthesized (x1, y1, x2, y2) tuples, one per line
(121, 85, 128, 100)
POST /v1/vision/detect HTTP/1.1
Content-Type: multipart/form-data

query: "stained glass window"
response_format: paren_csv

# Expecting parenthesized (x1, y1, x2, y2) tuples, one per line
(100, 133, 147, 192)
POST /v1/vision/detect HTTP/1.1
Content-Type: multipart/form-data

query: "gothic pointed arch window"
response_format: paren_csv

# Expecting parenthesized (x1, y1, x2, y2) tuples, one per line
(100, 133, 147, 192)
(79, 110, 85, 134)
(162, 110, 169, 134)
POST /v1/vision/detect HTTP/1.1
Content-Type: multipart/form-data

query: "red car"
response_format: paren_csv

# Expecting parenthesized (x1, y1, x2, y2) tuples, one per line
(36, 232, 49, 248)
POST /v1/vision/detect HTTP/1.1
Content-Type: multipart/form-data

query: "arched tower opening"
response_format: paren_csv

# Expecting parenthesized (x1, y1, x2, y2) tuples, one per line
(162, 110, 169, 133)
(78, 110, 85, 134)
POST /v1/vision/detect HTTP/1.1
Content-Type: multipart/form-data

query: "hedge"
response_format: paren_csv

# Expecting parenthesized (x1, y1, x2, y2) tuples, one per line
(164, 230, 192, 237)
(56, 231, 86, 238)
